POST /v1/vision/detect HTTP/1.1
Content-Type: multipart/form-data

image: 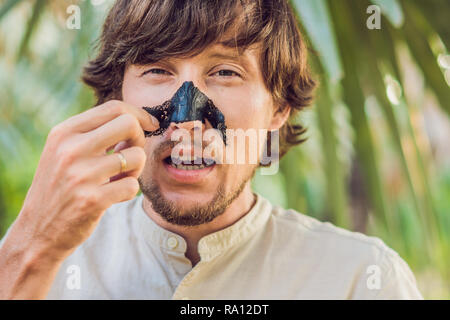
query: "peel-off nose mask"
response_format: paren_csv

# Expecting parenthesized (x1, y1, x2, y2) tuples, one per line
(143, 81, 227, 144)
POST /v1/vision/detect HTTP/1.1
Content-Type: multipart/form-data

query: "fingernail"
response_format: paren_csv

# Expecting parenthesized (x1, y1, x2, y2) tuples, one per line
(150, 115, 160, 129)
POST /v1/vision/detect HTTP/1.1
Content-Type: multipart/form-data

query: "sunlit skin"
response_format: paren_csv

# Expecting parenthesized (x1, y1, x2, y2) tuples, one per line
(122, 42, 291, 265)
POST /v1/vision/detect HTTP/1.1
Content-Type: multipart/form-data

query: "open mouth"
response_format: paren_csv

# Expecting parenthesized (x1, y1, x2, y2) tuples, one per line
(163, 156, 216, 170)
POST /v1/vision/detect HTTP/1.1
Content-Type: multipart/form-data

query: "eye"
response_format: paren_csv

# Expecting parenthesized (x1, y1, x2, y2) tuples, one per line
(142, 68, 171, 76)
(212, 69, 241, 77)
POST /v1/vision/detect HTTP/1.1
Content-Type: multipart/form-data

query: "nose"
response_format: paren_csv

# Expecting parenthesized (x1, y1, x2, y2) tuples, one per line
(167, 120, 205, 159)
(170, 120, 205, 131)
(166, 80, 208, 137)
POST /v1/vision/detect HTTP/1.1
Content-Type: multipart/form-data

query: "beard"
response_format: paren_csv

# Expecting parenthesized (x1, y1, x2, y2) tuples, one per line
(138, 166, 257, 226)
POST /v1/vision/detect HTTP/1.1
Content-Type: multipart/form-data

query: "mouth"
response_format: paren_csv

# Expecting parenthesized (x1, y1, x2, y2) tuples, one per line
(163, 155, 216, 170)
(161, 153, 217, 184)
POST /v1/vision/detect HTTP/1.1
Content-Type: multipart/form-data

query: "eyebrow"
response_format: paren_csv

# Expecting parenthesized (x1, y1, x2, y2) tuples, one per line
(207, 52, 252, 69)
(138, 50, 253, 73)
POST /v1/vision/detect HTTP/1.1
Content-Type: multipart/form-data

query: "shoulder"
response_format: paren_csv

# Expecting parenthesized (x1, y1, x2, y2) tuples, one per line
(46, 196, 143, 299)
(57, 195, 142, 272)
(269, 203, 390, 258)
(79, 195, 142, 252)
(262, 201, 422, 299)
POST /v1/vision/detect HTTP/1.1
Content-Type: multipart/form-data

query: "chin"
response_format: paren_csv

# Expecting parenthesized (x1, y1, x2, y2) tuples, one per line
(162, 187, 219, 206)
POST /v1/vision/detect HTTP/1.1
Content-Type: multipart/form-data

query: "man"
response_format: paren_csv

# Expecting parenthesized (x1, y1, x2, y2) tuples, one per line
(0, 0, 422, 299)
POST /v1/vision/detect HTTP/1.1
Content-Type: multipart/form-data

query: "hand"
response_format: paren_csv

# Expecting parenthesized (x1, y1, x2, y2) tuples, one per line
(15, 100, 158, 260)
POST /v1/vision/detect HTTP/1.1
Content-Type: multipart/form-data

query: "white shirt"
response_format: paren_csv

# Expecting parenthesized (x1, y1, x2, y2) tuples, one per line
(2, 193, 423, 299)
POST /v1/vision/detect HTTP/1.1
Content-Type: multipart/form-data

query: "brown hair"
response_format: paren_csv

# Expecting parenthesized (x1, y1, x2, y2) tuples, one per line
(82, 0, 316, 159)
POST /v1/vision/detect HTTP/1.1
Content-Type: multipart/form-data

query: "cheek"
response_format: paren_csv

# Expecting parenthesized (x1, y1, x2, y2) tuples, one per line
(142, 139, 156, 170)
(214, 85, 271, 130)
(141, 137, 165, 179)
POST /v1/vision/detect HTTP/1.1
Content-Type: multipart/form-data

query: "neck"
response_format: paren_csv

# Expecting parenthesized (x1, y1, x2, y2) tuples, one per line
(142, 183, 257, 267)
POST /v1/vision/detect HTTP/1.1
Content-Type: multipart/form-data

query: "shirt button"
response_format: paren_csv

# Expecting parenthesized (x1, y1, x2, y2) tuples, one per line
(167, 237, 178, 249)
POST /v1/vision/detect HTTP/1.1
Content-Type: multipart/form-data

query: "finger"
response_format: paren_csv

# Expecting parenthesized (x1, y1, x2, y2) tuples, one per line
(64, 100, 159, 134)
(99, 176, 140, 205)
(109, 141, 134, 182)
(109, 147, 147, 182)
(85, 113, 146, 153)
(84, 146, 146, 184)
(105, 140, 129, 154)
(114, 141, 130, 153)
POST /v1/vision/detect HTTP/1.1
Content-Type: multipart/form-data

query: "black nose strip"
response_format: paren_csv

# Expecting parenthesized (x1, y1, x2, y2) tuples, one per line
(143, 81, 227, 144)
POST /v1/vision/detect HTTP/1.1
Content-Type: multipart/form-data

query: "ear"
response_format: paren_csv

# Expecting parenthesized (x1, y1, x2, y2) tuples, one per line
(268, 104, 291, 131)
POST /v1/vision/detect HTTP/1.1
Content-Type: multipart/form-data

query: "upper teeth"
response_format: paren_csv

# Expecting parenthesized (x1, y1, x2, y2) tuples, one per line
(168, 156, 216, 170)
(172, 156, 206, 164)
(171, 163, 207, 170)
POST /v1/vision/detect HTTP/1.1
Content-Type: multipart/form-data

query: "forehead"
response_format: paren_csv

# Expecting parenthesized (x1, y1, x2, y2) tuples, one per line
(160, 42, 262, 69)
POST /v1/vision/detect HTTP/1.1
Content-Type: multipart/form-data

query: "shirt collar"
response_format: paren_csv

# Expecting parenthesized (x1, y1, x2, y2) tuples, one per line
(134, 192, 272, 261)
(134, 194, 187, 254)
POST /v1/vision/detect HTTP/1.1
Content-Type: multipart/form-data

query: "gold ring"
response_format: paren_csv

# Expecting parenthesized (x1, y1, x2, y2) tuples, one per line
(117, 151, 127, 174)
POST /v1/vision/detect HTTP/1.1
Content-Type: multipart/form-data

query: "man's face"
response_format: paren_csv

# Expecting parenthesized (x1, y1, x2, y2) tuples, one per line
(121, 43, 284, 225)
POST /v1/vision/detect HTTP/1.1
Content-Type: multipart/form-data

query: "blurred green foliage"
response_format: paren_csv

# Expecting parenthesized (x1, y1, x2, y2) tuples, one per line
(0, 0, 449, 298)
